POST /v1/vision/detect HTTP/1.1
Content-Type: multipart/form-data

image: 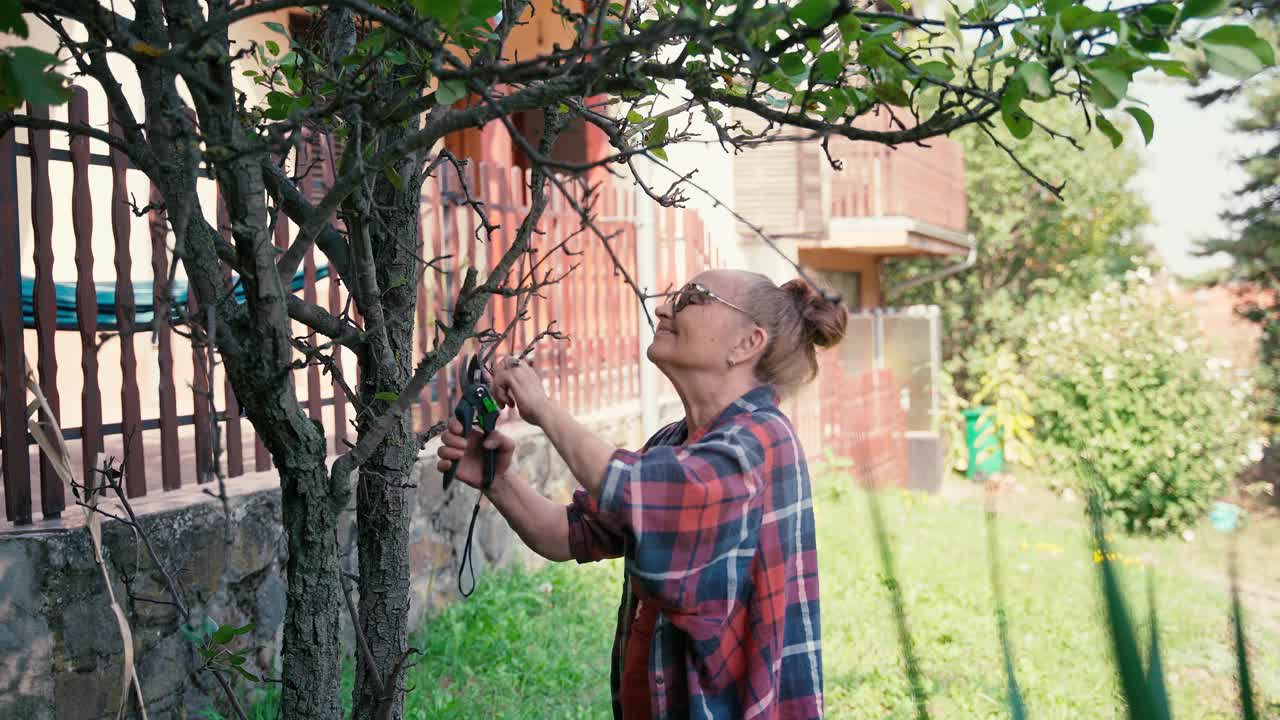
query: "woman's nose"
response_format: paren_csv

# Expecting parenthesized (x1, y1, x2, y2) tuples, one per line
(654, 300, 673, 320)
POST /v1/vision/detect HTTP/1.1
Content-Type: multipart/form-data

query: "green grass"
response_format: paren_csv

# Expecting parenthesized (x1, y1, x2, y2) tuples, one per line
(231, 475, 1280, 719)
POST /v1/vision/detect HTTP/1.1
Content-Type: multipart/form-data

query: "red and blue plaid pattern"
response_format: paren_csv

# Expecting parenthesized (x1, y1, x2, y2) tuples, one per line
(566, 385, 824, 719)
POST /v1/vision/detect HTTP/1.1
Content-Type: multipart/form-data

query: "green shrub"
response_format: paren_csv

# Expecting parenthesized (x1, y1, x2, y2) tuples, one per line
(1024, 269, 1257, 536)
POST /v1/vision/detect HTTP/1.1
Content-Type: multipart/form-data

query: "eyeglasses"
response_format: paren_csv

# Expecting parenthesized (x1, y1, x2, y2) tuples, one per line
(670, 282, 755, 321)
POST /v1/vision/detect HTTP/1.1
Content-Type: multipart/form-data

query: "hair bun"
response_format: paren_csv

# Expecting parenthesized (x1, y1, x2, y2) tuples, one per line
(782, 278, 848, 349)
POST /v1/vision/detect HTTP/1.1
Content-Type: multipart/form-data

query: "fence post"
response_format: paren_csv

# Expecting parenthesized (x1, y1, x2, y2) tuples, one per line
(109, 115, 147, 497)
(71, 88, 104, 488)
(0, 122, 31, 525)
(634, 167, 659, 438)
(29, 102, 66, 519)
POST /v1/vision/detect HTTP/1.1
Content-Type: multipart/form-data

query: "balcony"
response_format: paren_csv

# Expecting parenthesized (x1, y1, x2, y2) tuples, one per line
(820, 111, 971, 259)
(731, 111, 973, 278)
(826, 130, 971, 256)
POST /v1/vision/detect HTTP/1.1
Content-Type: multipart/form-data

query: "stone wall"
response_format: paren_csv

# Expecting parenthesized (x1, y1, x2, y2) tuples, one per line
(0, 400, 677, 720)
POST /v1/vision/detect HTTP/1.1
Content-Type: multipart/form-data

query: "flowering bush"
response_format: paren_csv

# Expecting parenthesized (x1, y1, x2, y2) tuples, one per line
(1025, 269, 1259, 536)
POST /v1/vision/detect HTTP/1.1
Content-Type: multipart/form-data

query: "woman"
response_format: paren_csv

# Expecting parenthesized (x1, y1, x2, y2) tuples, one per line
(436, 269, 847, 719)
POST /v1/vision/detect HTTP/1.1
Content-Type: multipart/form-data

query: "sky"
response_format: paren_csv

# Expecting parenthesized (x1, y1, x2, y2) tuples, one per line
(1129, 73, 1256, 278)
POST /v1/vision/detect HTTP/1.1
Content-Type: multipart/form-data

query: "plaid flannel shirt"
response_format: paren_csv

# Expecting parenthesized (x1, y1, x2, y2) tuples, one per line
(566, 385, 824, 720)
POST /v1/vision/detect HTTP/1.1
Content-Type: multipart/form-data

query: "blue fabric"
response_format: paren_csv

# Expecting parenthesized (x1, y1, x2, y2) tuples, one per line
(20, 265, 331, 331)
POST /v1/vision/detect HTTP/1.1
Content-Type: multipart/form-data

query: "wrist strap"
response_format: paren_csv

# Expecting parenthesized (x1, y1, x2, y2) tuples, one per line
(458, 499, 483, 598)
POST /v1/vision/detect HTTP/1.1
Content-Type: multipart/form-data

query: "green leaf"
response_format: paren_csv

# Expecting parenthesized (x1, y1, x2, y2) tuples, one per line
(384, 49, 408, 65)
(1144, 576, 1172, 720)
(355, 28, 387, 53)
(944, 11, 963, 50)
(1232, 571, 1258, 720)
(231, 622, 256, 636)
(1087, 66, 1129, 108)
(1184, 0, 1227, 18)
(7, 47, 70, 107)
(1059, 5, 1109, 32)
(1149, 58, 1194, 80)
(792, 0, 837, 27)
(464, 0, 502, 23)
(265, 40, 280, 56)
(1086, 495, 1155, 719)
(1000, 81, 1032, 139)
(874, 81, 910, 107)
(1095, 113, 1123, 148)
(234, 666, 261, 683)
(1016, 61, 1052, 99)
(1138, 2, 1178, 26)
(212, 624, 237, 645)
(815, 52, 844, 83)
(0, 0, 28, 37)
(626, 110, 644, 124)
(779, 52, 807, 80)
(1200, 25, 1275, 80)
(1124, 107, 1153, 145)
(646, 115, 669, 149)
(435, 80, 466, 106)
(1204, 44, 1266, 80)
(650, 147, 668, 161)
(263, 21, 287, 36)
(417, 0, 461, 23)
(374, 391, 399, 403)
(975, 35, 1003, 58)
(837, 15, 862, 42)
(916, 61, 954, 83)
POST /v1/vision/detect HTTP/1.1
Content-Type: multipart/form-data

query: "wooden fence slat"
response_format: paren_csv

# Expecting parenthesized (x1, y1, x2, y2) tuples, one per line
(303, 244, 323, 424)
(29, 103, 65, 518)
(217, 194, 244, 477)
(416, 177, 433, 431)
(108, 116, 147, 496)
(313, 135, 348, 452)
(70, 89, 104, 489)
(0, 121, 31, 524)
(149, 184, 180, 491)
(434, 168, 455, 423)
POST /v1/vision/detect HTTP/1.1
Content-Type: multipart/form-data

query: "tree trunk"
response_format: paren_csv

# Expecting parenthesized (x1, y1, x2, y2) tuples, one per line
(280, 458, 345, 720)
(351, 177, 422, 720)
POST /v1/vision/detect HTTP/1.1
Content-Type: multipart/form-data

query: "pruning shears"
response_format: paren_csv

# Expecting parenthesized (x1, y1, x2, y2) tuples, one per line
(441, 353, 501, 493)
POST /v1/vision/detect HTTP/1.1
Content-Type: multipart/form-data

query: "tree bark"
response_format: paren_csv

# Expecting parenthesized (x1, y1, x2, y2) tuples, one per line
(280, 457, 344, 720)
(351, 161, 422, 720)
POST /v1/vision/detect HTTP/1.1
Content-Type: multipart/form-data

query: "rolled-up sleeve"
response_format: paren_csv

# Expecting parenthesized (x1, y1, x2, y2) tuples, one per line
(597, 430, 764, 623)
(566, 488, 626, 563)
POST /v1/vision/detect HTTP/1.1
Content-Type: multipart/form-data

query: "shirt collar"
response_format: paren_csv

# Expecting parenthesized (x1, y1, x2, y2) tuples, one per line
(683, 384, 779, 444)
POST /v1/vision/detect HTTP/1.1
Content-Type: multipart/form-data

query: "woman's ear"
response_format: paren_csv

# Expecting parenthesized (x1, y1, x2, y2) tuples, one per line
(729, 325, 769, 367)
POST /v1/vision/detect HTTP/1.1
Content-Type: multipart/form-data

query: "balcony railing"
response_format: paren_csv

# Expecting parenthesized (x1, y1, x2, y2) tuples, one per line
(829, 115, 968, 236)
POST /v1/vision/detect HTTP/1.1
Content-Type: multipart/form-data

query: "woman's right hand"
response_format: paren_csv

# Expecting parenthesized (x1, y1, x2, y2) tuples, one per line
(436, 418, 515, 493)
(491, 355, 555, 428)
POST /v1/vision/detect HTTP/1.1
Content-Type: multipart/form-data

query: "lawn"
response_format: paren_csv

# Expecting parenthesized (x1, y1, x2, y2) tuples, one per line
(233, 469, 1280, 719)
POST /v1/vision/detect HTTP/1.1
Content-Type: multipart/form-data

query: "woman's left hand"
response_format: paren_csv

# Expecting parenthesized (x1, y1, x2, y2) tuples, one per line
(491, 355, 554, 428)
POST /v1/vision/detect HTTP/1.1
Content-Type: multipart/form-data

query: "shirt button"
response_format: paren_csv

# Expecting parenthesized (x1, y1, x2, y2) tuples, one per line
(655, 676, 664, 686)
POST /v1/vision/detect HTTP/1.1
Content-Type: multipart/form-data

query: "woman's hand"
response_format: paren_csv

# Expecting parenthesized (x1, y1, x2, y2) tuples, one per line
(435, 419, 515, 494)
(491, 355, 555, 428)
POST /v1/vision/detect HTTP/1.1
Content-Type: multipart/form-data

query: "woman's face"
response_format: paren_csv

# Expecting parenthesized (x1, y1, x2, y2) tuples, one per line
(647, 270, 758, 375)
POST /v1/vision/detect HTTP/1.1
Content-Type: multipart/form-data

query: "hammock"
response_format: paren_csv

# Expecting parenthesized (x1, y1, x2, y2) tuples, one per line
(20, 265, 331, 331)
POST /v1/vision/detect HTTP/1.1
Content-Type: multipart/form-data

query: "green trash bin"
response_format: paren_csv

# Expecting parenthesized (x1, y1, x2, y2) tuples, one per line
(963, 406, 1004, 479)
